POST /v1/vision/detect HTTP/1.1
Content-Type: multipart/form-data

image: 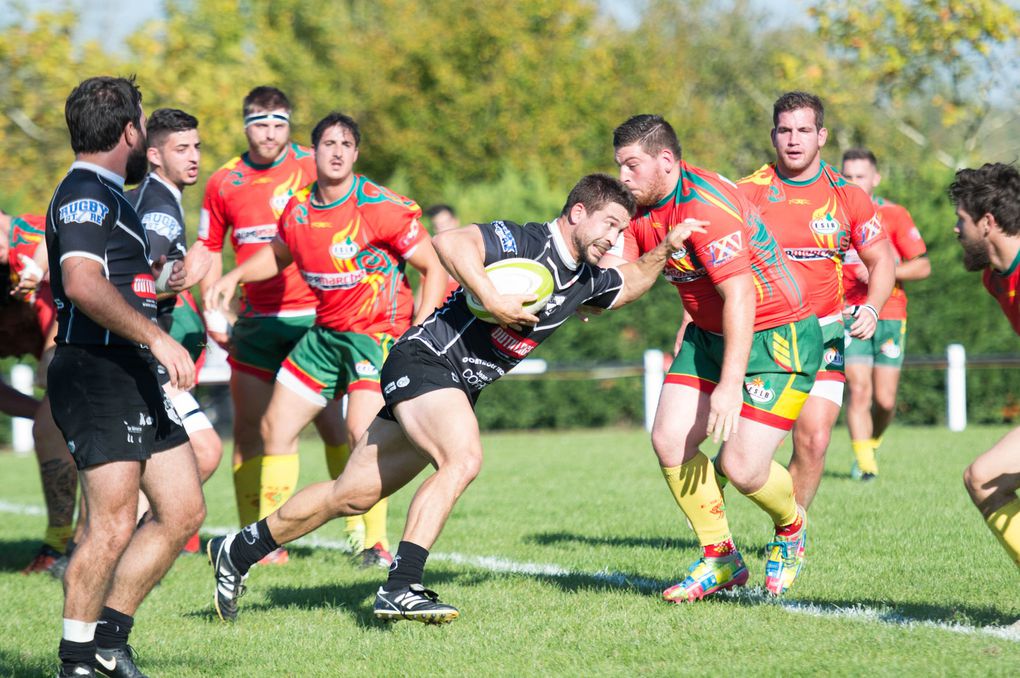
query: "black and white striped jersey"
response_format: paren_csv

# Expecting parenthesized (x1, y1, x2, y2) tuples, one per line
(46, 161, 157, 347)
(128, 172, 188, 319)
(403, 219, 624, 393)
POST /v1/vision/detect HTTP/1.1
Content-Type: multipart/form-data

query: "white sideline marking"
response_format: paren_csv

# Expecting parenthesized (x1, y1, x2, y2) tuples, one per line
(3, 501, 1017, 642)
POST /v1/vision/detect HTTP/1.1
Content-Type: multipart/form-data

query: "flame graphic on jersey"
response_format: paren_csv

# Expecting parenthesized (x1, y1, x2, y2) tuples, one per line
(329, 216, 388, 314)
(271, 172, 307, 218)
(810, 197, 842, 251)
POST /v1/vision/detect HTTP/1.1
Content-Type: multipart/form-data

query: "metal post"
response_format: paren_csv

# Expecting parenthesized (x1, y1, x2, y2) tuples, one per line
(946, 343, 967, 432)
(643, 349, 664, 432)
(11, 364, 35, 454)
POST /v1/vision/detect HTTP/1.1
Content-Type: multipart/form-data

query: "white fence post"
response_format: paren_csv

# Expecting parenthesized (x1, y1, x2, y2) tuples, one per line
(946, 343, 967, 432)
(11, 364, 35, 455)
(643, 349, 664, 432)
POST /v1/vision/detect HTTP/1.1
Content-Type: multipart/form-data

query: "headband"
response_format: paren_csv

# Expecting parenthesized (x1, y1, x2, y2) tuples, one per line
(244, 111, 290, 127)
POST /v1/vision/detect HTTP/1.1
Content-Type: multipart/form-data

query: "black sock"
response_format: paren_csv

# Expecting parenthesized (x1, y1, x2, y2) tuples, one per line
(229, 518, 279, 574)
(58, 638, 95, 668)
(64, 539, 77, 557)
(383, 541, 429, 591)
(94, 606, 133, 650)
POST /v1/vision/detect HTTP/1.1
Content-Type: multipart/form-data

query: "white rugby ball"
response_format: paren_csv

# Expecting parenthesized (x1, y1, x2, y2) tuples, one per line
(466, 258, 555, 323)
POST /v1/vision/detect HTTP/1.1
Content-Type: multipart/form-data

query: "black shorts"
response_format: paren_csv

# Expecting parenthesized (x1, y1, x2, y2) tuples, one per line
(377, 339, 477, 421)
(48, 344, 189, 470)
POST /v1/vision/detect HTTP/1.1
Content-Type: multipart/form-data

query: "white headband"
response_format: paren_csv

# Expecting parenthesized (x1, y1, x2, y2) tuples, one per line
(244, 111, 290, 127)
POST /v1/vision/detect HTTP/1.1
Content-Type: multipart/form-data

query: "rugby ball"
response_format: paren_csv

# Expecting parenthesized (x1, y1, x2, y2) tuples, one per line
(466, 258, 555, 323)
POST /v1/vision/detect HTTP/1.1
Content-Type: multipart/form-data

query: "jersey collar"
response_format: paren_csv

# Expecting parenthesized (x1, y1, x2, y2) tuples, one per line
(310, 177, 358, 210)
(70, 160, 125, 189)
(243, 143, 291, 170)
(547, 220, 579, 270)
(994, 247, 1020, 277)
(775, 161, 824, 187)
(149, 171, 183, 206)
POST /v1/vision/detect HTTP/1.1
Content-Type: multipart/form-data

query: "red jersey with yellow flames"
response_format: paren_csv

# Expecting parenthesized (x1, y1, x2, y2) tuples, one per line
(277, 176, 427, 335)
(737, 162, 887, 319)
(199, 143, 318, 316)
(843, 197, 926, 320)
(619, 160, 810, 334)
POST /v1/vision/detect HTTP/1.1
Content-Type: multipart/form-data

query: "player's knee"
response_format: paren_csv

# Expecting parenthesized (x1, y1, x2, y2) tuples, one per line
(963, 458, 993, 497)
(873, 391, 897, 415)
(846, 379, 872, 404)
(194, 436, 223, 481)
(650, 428, 687, 466)
(91, 513, 137, 552)
(794, 426, 831, 459)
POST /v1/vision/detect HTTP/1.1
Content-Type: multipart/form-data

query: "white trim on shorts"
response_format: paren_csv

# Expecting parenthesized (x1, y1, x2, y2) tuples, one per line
(809, 378, 844, 406)
(277, 364, 328, 408)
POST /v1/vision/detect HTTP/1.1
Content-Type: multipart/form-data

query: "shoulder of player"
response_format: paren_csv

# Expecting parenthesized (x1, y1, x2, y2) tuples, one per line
(54, 171, 122, 220)
(353, 175, 418, 210)
(735, 163, 775, 188)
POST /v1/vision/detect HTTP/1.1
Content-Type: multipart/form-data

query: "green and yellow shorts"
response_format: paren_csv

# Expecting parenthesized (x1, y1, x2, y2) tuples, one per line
(278, 326, 395, 406)
(228, 313, 315, 382)
(845, 318, 906, 368)
(666, 315, 822, 431)
(170, 291, 207, 365)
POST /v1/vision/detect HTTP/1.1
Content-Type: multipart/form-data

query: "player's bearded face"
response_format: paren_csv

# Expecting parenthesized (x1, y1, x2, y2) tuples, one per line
(773, 108, 825, 177)
(125, 123, 148, 186)
(245, 109, 289, 162)
(955, 209, 991, 271)
(615, 144, 670, 208)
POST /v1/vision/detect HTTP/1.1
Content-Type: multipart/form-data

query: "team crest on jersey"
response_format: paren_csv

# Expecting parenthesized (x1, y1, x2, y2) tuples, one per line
(708, 232, 742, 266)
(141, 212, 182, 241)
(810, 214, 841, 235)
(492, 222, 517, 254)
(59, 199, 108, 225)
(330, 236, 360, 261)
(745, 377, 775, 403)
(880, 338, 901, 359)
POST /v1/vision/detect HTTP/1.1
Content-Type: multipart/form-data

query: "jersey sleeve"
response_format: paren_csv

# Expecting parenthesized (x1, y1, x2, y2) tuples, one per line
(378, 199, 427, 259)
(140, 211, 183, 263)
(584, 266, 625, 309)
(688, 204, 751, 284)
(53, 185, 117, 269)
(275, 195, 301, 251)
(478, 220, 528, 265)
(885, 205, 927, 261)
(198, 170, 228, 252)
(848, 189, 887, 252)
(612, 219, 649, 261)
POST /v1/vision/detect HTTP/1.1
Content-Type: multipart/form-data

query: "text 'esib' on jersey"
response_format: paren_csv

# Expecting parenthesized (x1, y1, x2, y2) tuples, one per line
(738, 162, 888, 319)
(277, 176, 427, 335)
(619, 160, 810, 334)
(127, 172, 188, 320)
(198, 142, 318, 316)
(404, 220, 624, 393)
(843, 196, 927, 319)
(45, 161, 157, 347)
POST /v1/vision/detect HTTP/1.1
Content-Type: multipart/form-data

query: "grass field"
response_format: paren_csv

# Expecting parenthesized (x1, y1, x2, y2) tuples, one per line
(0, 425, 1018, 676)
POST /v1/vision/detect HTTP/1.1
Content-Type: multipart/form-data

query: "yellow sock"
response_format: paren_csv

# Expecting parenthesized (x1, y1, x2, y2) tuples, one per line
(233, 456, 262, 526)
(362, 498, 389, 551)
(852, 439, 878, 475)
(986, 497, 1020, 567)
(871, 436, 883, 452)
(44, 525, 73, 553)
(661, 453, 731, 546)
(324, 443, 350, 479)
(744, 461, 799, 527)
(259, 453, 300, 520)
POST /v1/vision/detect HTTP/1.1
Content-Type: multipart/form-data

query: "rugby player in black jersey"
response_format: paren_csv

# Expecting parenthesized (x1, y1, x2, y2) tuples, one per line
(208, 173, 706, 624)
(48, 77, 206, 678)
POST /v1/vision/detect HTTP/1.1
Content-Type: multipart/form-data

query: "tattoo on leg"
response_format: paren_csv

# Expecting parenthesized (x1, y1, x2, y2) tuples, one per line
(40, 458, 77, 526)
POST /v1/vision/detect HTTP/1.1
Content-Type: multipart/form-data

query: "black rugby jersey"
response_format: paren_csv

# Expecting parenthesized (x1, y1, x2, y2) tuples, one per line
(46, 161, 157, 347)
(401, 220, 624, 394)
(128, 172, 188, 320)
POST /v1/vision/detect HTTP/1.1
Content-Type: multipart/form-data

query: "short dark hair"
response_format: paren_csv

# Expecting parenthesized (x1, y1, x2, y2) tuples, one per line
(242, 86, 291, 117)
(842, 148, 877, 168)
(65, 76, 143, 154)
(773, 91, 825, 129)
(146, 108, 198, 149)
(561, 173, 637, 218)
(948, 163, 1020, 236)
(612, 114, 682, 160)
(425, 204, 455, 219)
(311, 112, 360, 148)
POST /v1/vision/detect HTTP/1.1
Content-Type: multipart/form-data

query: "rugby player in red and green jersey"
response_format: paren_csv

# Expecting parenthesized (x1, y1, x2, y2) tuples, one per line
(736, 91, 896, 513)
(951, 162, 1020, 569)
(602, 114, 822, 600)
(197, 87, 345, 553)
(841, 148, 930, 480)
(205, 112, 448, 583)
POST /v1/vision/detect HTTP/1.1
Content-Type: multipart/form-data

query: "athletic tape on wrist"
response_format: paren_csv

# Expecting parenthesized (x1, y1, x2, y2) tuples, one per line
(203, 309, 229, 334)
(154, 263, 174, 293)
(244, 111, 290, 127)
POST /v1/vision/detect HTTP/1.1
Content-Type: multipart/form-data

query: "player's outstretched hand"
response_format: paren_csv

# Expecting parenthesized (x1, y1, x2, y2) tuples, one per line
(11, 253, 44, 300)
(845, 303, 879, 340)
(663, 218, 709, 253)
(487, 293, 541, 330)
(149, 333, 195, 391)
(206, 275, 240, 315)
(707, 381, 742, 444)
(182, 242, 213, 289)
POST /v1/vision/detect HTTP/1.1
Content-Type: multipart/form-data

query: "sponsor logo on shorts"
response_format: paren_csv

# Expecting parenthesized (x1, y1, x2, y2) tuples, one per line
(490, 326, 538, 360)
(823, 347, 844, 367)
(59, 199, 109, 225)
(234, 224, 277, 244)
(141, 212, 183, 242)
(302, 270, 365, 290)
(492, 221, 517, 254)
(132, 275, 157, 299)
(330, 238, 359, 260)
(355, 360, 378, 376)
(744, 377, 775, 403)
(384, 382, 397, 395)
(383, 375, 410, 395)
(810, 215, 840, 235)
(880, 338, 901, 359)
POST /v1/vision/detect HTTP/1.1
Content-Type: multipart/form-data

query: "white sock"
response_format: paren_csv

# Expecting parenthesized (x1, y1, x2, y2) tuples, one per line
(62, 618, 97, 643)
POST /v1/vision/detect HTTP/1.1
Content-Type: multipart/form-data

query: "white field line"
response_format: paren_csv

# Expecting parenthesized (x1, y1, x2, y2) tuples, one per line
(3, 501, 1017, 642)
